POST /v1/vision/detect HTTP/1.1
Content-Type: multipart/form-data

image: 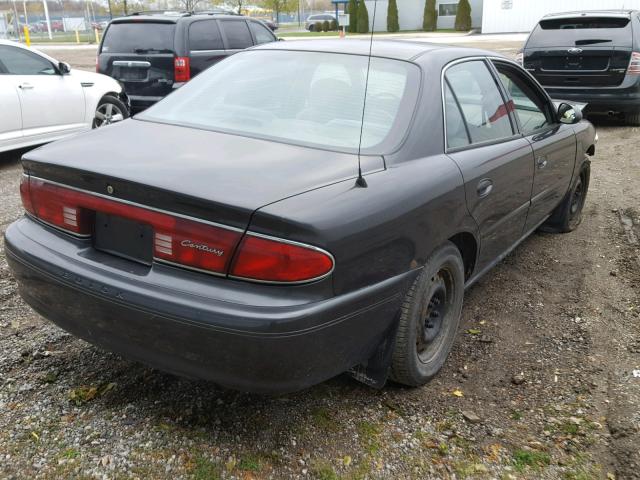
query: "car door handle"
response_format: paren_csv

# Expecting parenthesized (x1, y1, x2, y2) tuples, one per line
(476, 178, 494, 198)
(536, 156, 548, 169)
(18, 83, 34, 90)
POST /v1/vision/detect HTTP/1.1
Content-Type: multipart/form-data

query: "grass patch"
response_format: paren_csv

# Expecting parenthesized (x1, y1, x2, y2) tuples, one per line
(510, 410, 523, 421)
(560, 421, 580, 436)
(193, 455, 222, 480)
(512, 449, 551, 472)
(310, 459, 340, 480)
(238, 454, 261, 472)
(357, 420, 382, 455)
(59, 447, 80, 459)
(311, 406, 339, 432)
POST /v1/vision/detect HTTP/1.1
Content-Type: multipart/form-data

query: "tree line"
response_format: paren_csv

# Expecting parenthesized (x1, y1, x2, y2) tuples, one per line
(345, 0, 471, 34)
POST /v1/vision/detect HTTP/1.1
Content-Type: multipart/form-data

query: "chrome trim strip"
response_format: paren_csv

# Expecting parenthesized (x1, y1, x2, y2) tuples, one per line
(228, 231, 335, 285)
(153, 257, 227, 278)
(113, 60, 151, 67)
(25, 213, 92, 239)
(28, 176, 244, 233)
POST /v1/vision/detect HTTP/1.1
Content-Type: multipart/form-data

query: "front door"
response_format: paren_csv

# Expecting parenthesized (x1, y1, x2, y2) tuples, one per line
(492, 60, 577, 231)
(444, 60, 535, 269)
(0, 44, 85, 140)
(0, 75, 22, 150)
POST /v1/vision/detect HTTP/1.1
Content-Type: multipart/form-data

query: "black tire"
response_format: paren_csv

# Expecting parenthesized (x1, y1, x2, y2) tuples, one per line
(390, 242, 465, 387)
(308, 24, 315, 31)
(92, 95, 129, 129)
(626, 111, 640, 126)
(539, 161, 590, 233)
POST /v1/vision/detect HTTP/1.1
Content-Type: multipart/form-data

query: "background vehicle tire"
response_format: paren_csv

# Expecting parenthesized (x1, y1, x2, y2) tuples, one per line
(626, 111, 640, 126)
(390, 242, 465, 387)
(308, 24, 315, 31)
(539, 161, 590, 234)
(93, 95, 129, 128)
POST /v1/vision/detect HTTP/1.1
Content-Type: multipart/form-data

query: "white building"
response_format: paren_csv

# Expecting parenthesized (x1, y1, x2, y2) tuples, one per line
(363, 0, 484, 32)
(483, 0, 640, 33)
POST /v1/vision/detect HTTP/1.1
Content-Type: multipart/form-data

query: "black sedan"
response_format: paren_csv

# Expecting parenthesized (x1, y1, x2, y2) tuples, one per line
(5, 40, 596, 394)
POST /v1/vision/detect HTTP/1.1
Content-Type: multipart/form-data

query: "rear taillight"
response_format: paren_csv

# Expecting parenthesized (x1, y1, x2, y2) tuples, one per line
(628, 52, 640, 75)
(230, 234, 334, 283)
(174, 56, 190, 82)
(20, 177, 334, 283)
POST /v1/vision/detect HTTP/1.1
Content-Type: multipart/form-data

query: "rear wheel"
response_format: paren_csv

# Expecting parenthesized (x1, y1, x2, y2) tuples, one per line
(93, 95, 129, 128)
(390, 242, 465, 387)
(540, 161, 590, 233)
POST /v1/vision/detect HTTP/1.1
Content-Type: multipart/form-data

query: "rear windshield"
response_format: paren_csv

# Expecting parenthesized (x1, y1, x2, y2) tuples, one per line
(137, 50, 420, 154)
(101, 22, 175, 53)
(529, 16, 632, 47)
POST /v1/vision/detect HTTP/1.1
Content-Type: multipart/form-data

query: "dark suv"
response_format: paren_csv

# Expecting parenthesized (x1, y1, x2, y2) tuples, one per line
(97, 12, 277, 113)
(520, 10, 640, 124)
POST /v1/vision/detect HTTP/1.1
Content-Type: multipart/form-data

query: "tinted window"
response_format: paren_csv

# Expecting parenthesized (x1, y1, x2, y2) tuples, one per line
(494, 64, 550, 134)
(189, 20, 223, 50)
(529, 16, 632, 47)
(0, 45, 56, 75)
(221, 20, 252, 49)
(445, 61, 513, 144)
(249, 21, 275, 45)
(102, 22, 175, 53)
(439, 3, 458, 16)
(444, 82, 470, 149)
(138, 50, 420, 153)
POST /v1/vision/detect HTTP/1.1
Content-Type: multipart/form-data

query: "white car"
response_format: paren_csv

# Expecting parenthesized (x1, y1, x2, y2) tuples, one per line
(0, 40, 129, 154)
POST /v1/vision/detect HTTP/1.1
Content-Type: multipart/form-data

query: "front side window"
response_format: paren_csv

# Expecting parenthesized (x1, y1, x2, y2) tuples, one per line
(0, 45, 56, 75)
(494, 63, 551, 134)
(221, 20, 253, 49)
(249, 22, 275, 45)
(445, 60, 513, 145)
(189, 20, 223, 51)
(137, 50, 420, 153)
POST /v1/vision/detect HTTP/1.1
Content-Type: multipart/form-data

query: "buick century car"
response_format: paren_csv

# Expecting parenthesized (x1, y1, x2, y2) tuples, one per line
(6, 40, 596, 393)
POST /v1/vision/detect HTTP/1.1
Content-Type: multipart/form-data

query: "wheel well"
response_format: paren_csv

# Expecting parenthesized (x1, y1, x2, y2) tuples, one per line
(448, 232, 477, 280)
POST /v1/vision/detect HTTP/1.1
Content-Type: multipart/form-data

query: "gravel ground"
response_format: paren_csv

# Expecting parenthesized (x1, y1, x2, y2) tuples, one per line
(1, 40, 639, 479)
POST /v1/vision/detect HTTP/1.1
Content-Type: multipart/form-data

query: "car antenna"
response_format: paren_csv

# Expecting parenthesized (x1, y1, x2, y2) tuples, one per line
(355, 0, 378, 188)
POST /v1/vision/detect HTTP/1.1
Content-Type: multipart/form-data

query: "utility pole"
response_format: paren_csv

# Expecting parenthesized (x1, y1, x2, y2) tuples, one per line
(107, 0, 113, 19)
(22, 0, 28, 28)
(42, 0, 52, 39)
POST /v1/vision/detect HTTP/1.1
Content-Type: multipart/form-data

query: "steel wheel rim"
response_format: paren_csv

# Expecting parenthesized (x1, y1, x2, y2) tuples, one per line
(416, 267, 455, 364)
(94, 102, 124, 127)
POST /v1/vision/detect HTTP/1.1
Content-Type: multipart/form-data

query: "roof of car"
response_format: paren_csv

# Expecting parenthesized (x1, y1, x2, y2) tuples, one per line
(542, 10, 637, 19)
(252, 39, 441, 61)
(112, 13, 248, 23)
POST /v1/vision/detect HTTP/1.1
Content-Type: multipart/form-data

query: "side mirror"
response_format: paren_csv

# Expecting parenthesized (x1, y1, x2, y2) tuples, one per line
(58, 62, 71, 75)
(558, 102, 582, 124)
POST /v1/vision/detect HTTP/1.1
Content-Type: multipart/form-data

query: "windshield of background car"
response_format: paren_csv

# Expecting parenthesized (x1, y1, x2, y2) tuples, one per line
(101, 22, 176, 53)
(137, 50, 420, 153)
(528, 16, 632, 47)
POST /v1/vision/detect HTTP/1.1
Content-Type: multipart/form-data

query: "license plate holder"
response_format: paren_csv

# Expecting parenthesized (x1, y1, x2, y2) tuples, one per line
(94, 212, 153, 265)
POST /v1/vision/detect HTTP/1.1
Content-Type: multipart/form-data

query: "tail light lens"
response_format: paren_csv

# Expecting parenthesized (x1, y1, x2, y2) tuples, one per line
(230, 234, 334, 283)
(628, 52, 640, 75)
(174, 56, 190, 82)
(19, 177, 334, 283)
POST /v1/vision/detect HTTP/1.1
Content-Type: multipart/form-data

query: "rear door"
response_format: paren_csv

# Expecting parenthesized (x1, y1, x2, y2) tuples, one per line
(219, 19, 254, 55)
(99, 21, 176, 101)
(524, 15, 633, 87)
(188, 19, 226, 77)
(444, 59, 534, 268)
(492, 60, 576, 231)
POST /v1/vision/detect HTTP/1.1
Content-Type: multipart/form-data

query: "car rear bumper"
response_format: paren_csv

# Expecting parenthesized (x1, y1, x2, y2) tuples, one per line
(128, 95, 164, 114)
(546, 77, 640, 113)
(5, 217, 414, 393)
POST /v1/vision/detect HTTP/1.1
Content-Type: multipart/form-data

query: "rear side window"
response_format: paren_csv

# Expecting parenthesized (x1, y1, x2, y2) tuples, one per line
(445, 61, 513, 145)
(102, 22, 175, 53)
(444, 82, 470, 149)
(220, 20, 253, 49)
(249, 22, 275, 45)
(529, 16, 632, 47)
(189, 20, 223, 50)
